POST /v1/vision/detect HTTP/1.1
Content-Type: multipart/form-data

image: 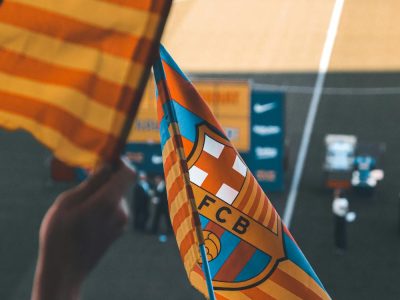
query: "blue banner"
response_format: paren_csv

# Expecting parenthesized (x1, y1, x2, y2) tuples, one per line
(242, 89, 285, 192)
(124, 143, 164, 175)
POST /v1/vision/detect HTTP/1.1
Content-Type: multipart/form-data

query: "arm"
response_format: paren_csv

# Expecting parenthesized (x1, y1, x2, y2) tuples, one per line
(31, 159, 136, 300)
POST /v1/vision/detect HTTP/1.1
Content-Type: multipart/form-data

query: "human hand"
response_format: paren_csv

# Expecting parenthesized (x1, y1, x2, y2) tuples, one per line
(31, 159, 136, 300)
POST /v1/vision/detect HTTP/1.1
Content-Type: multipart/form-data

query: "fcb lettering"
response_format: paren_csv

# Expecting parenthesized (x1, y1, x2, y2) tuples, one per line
(198, 196, 250, 235)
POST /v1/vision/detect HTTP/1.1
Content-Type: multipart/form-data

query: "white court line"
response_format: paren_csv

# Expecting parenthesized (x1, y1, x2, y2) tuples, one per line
(283, 0, 345, 228)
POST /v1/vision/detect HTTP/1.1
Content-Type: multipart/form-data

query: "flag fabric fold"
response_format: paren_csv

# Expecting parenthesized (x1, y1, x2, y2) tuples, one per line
(154, 45, 331, 300)
(0, 0, 171, 167)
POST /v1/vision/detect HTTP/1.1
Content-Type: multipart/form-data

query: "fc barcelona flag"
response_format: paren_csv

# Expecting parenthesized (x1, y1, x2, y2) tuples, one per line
(0, 0, 171, 167)
(154, 45, 331, 300)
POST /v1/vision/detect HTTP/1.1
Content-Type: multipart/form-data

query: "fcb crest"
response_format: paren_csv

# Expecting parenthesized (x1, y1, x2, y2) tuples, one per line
(187, 124, 286, 290)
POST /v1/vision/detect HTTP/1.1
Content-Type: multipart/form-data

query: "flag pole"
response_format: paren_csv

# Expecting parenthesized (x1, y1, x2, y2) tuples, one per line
(153, 50, 216, 300)
(199, 244, 217, 300)
(109, 1, 172, 164)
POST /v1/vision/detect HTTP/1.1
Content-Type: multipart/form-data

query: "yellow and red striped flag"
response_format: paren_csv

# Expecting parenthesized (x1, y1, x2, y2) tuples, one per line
(154, 46, 331, 300)
(0, 0, 171, 167)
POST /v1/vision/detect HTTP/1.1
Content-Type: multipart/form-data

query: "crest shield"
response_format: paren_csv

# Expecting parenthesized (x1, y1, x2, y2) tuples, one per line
(187, 124, 285, 290)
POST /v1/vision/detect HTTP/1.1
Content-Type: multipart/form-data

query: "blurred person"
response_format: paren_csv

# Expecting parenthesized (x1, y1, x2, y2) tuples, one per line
(131, 171, 151, 232)
(353, 155, 377, 187)
(31, 158, 136, 300)
(332, 189, 355, 254)
(150, 175, 172, 239)
(355, 156, 375, 176)
(137, 171, 151, 193)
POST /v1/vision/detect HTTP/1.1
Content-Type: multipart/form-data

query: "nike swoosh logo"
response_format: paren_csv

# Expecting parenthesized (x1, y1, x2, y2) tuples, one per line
(253, 102, 276, 114)
(252, 125, 281, 136)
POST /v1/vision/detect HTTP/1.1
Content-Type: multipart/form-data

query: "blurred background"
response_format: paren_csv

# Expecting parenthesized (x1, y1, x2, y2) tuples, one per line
(1, 1, 400, 299)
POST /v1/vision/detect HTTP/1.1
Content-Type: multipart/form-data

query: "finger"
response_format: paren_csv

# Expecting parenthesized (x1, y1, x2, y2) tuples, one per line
(83, 158, 136, 211)
(103, 198, 130, 242)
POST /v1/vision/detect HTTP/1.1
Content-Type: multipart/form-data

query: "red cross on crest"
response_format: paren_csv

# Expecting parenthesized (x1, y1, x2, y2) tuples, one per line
(189, 132, 247, 205)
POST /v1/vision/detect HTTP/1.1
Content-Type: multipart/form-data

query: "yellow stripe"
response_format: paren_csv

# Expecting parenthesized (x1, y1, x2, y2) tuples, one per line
(11, 0, 160, 38)
(169, 189, 186, 221)
(0, 111, 99, 166)
(262, 197, 273, 228)
(189, 269, 207, 297)
(271, 208, 278, 233)
(183, 244, 200, 274)
(166, 159, 181, 192)
(163, 139, 183, 191)
(162, 137, 174, 158)
(257, 279, 302, 300)
(175, 216, 194, 247)
(0, 23, 142, 88)
(252, 193, 266, 222)
(278, 261, 329, 300)
(0, 71, 125, 136)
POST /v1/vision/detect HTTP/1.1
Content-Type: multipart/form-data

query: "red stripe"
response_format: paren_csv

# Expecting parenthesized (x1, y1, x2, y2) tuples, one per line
(213, 241, 256, 282)
(204, 221, 225, 238)
(156, 94, 165, 123)
(181, 135, 194, 157)
(258, 195, 270, 224)
(171, 202, 191, 232)
(215, 293, 230, 300)
(267, 207, 277, 230)
(167, 175, 184, 209)
(0, 2, 153, 61)
(157, 81, 169, 105)
(194, 264, 204, 277)
(237, 175, 255, 210)
(179, 229, 197, 261)
(270, 269, 324, 300)
(242, 287, 277, 300)
(163, 149, 177, 175)
(162, 62, 225, 133)
(248, 184, 262, 217)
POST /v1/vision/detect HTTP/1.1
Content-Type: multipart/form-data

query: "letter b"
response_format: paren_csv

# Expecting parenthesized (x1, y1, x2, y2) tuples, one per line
(233, 216, 250, 234)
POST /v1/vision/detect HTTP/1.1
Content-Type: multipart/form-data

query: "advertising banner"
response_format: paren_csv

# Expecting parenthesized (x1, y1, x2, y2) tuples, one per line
(128, 79, 250, 152)
(246, 89, 285, 191)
